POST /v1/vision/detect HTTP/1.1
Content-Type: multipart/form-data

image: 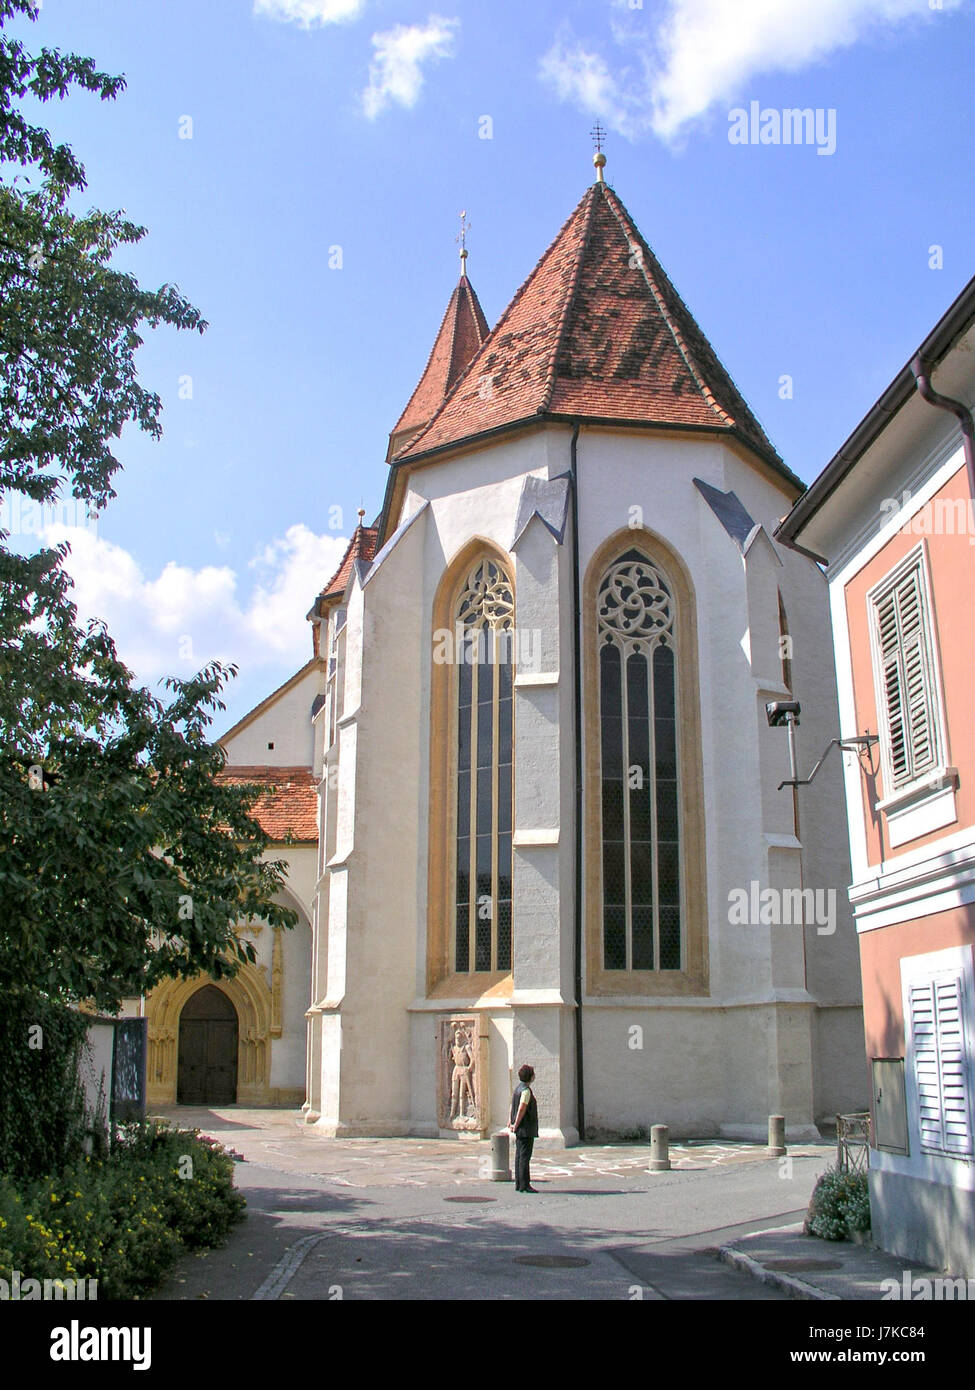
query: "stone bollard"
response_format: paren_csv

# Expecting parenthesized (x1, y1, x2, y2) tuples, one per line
(490, 1130, 511, 1182)
(649, 1124, 671, 1172)
(768, 1114, 786, 1157)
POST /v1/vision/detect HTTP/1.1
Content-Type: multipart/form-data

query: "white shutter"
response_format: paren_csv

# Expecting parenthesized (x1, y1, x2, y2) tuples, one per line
(909, 973, 973, 1157)
(936, 978, 973, 1156)
(875, 563, 938, 789)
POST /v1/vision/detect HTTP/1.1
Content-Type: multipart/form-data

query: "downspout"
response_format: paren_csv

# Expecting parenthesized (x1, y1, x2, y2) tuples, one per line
(910, 355, 975, 512)
(569, 423, 585, 1142)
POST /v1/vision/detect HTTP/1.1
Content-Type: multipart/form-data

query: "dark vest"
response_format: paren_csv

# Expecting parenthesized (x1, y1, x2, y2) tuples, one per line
(510, 1081, 538, 1138)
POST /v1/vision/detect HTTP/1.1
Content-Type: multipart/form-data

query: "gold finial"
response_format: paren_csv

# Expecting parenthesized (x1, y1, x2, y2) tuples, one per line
(357, 507, 366, 523)
(591, 121, 607, 182)
(456, 209, 471, 275)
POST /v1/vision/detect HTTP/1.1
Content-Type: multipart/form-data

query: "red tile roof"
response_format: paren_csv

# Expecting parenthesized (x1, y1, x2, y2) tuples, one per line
(319, 522, 379, 602)
(215, 765, 318, 843)
(398, 182, 788, 478)
(388, 273, 489, 458)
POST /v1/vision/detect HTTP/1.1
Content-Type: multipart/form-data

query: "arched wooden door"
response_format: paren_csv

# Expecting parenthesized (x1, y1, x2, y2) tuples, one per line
(177, 986, 239, 1105)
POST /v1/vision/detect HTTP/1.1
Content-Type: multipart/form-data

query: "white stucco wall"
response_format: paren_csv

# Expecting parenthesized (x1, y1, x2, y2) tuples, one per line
(308, 421, 865, 1138)
(220, 663, 322, 768)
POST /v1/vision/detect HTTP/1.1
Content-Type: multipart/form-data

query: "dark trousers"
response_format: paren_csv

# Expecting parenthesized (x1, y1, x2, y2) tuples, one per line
(515, 1135, 534, 1190)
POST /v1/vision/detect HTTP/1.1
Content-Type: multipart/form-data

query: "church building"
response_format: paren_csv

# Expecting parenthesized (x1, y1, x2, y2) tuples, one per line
(146, 153, 868, 1142)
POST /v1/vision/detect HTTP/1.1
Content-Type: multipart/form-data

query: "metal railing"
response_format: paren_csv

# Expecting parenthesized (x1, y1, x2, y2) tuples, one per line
(836, 1112, 871, 1173)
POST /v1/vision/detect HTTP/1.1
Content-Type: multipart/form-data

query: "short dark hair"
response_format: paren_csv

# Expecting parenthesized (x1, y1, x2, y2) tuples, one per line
(518, 1064, 534, 1083)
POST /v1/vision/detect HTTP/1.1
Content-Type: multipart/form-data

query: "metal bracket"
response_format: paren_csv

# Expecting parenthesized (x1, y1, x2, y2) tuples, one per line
(777, 734, 879, 791)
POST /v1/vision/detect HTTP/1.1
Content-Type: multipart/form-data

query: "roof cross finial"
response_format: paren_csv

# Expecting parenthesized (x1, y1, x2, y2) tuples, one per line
(591, 121, 607, 182)
(456, 209, 471, 276)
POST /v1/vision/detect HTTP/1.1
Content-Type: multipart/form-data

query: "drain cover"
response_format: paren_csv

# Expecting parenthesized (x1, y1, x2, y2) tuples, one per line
(444, 1195, 497, 1204)
(764, 1258, 844, 1273)
(513, 1255, 590, 1269)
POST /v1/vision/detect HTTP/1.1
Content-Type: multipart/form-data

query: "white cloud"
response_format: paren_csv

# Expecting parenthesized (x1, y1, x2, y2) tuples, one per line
(362, 15, 459, 119)
(253, 0, 365, 26)
(44, 522, 349, 688)
(539, 38, 620, 116)
(540, 0, 960, 143)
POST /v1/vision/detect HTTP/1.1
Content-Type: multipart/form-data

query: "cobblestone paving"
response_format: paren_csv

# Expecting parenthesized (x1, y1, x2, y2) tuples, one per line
(154, 1106, 830, 1188)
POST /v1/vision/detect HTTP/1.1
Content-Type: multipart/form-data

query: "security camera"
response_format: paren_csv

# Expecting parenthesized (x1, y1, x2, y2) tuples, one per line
(766, 700, 801, 728)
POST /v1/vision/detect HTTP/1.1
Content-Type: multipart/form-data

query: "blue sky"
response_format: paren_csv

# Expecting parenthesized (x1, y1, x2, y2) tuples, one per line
(7, 0, 974, 732)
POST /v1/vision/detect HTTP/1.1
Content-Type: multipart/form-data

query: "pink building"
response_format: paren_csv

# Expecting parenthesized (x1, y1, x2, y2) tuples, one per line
(777, 278, 975, 1275)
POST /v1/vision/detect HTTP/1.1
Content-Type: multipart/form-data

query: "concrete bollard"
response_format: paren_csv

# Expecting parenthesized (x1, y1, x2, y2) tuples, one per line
(649, 1124, 671, 1172)
(490, 1130, 511, 1181)
(768, 1114, 786, 1157)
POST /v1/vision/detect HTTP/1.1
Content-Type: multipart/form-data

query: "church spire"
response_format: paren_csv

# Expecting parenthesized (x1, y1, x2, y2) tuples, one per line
(387, 232, 490, 460)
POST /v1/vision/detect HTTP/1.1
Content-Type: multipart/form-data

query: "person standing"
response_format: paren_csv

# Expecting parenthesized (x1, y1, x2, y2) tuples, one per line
(509, 1063, 538, 1193)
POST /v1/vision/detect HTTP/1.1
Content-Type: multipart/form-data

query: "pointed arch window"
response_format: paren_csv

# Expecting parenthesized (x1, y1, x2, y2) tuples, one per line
(453, 558, 514, 973)
(597, 549, 681, 972)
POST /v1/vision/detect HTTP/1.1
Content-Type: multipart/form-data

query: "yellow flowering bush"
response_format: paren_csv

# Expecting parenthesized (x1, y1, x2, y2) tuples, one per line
(0, 1122, 245, 1297)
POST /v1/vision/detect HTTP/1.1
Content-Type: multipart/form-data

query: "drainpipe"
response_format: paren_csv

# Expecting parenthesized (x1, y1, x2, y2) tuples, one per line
(569, 423, 585, 1142)
(910, 355, 975, 516)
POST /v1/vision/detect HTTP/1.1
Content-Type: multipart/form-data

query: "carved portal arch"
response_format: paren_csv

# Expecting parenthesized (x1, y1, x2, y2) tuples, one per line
(146, 961, 274, 1105)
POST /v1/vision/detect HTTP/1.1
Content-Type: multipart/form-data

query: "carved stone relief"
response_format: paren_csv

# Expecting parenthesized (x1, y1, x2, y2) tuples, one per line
(437, 1015, 486, 1134)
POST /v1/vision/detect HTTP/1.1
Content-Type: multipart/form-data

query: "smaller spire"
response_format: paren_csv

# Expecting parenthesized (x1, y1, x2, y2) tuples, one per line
(456, 209, 471, 277)
(591, 121, 607, 183)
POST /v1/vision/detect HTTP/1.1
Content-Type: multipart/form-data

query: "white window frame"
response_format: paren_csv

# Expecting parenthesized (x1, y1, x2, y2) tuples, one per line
(866, 541, 956, 847)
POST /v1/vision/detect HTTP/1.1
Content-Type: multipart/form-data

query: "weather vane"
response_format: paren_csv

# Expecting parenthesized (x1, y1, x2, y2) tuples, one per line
(591, 122, 607, 182)
(456, 209, 471, 273)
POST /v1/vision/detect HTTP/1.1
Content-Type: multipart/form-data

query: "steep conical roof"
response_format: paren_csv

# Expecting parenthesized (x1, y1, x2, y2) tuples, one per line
(387, 272, 489, 459)
(319, 518, 378, 602)
(397, 181, 794, 484)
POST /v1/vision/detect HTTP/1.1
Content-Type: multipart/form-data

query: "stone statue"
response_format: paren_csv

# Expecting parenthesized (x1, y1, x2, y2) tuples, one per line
(449, 1026, 476, 1119)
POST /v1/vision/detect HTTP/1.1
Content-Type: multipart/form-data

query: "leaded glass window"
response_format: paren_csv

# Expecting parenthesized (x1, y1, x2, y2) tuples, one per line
(597, 549, 681, 971)
(454, 558, 514, 973)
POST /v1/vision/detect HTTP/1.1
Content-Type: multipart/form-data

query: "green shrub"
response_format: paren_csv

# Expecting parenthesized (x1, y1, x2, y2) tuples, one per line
(0, 989, 90, 1179)
(805, 1165, 871, 1241)
(0, 1121, 245, 1298)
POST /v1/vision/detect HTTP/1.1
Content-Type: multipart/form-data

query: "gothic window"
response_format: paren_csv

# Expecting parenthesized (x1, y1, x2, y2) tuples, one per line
(597, 549, 681, 972)
(453, 558, 514, 974)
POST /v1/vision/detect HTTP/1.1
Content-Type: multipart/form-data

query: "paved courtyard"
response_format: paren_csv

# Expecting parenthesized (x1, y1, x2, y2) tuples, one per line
(151, 1107, 840, 1301)
(157, 1105, 825, 1187)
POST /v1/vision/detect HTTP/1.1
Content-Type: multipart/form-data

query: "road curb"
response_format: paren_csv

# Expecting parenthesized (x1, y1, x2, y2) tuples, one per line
(717, 1238, 841, 1301)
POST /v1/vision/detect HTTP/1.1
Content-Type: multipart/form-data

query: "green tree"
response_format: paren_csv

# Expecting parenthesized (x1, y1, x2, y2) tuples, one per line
(0, 0, 297, 1011)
